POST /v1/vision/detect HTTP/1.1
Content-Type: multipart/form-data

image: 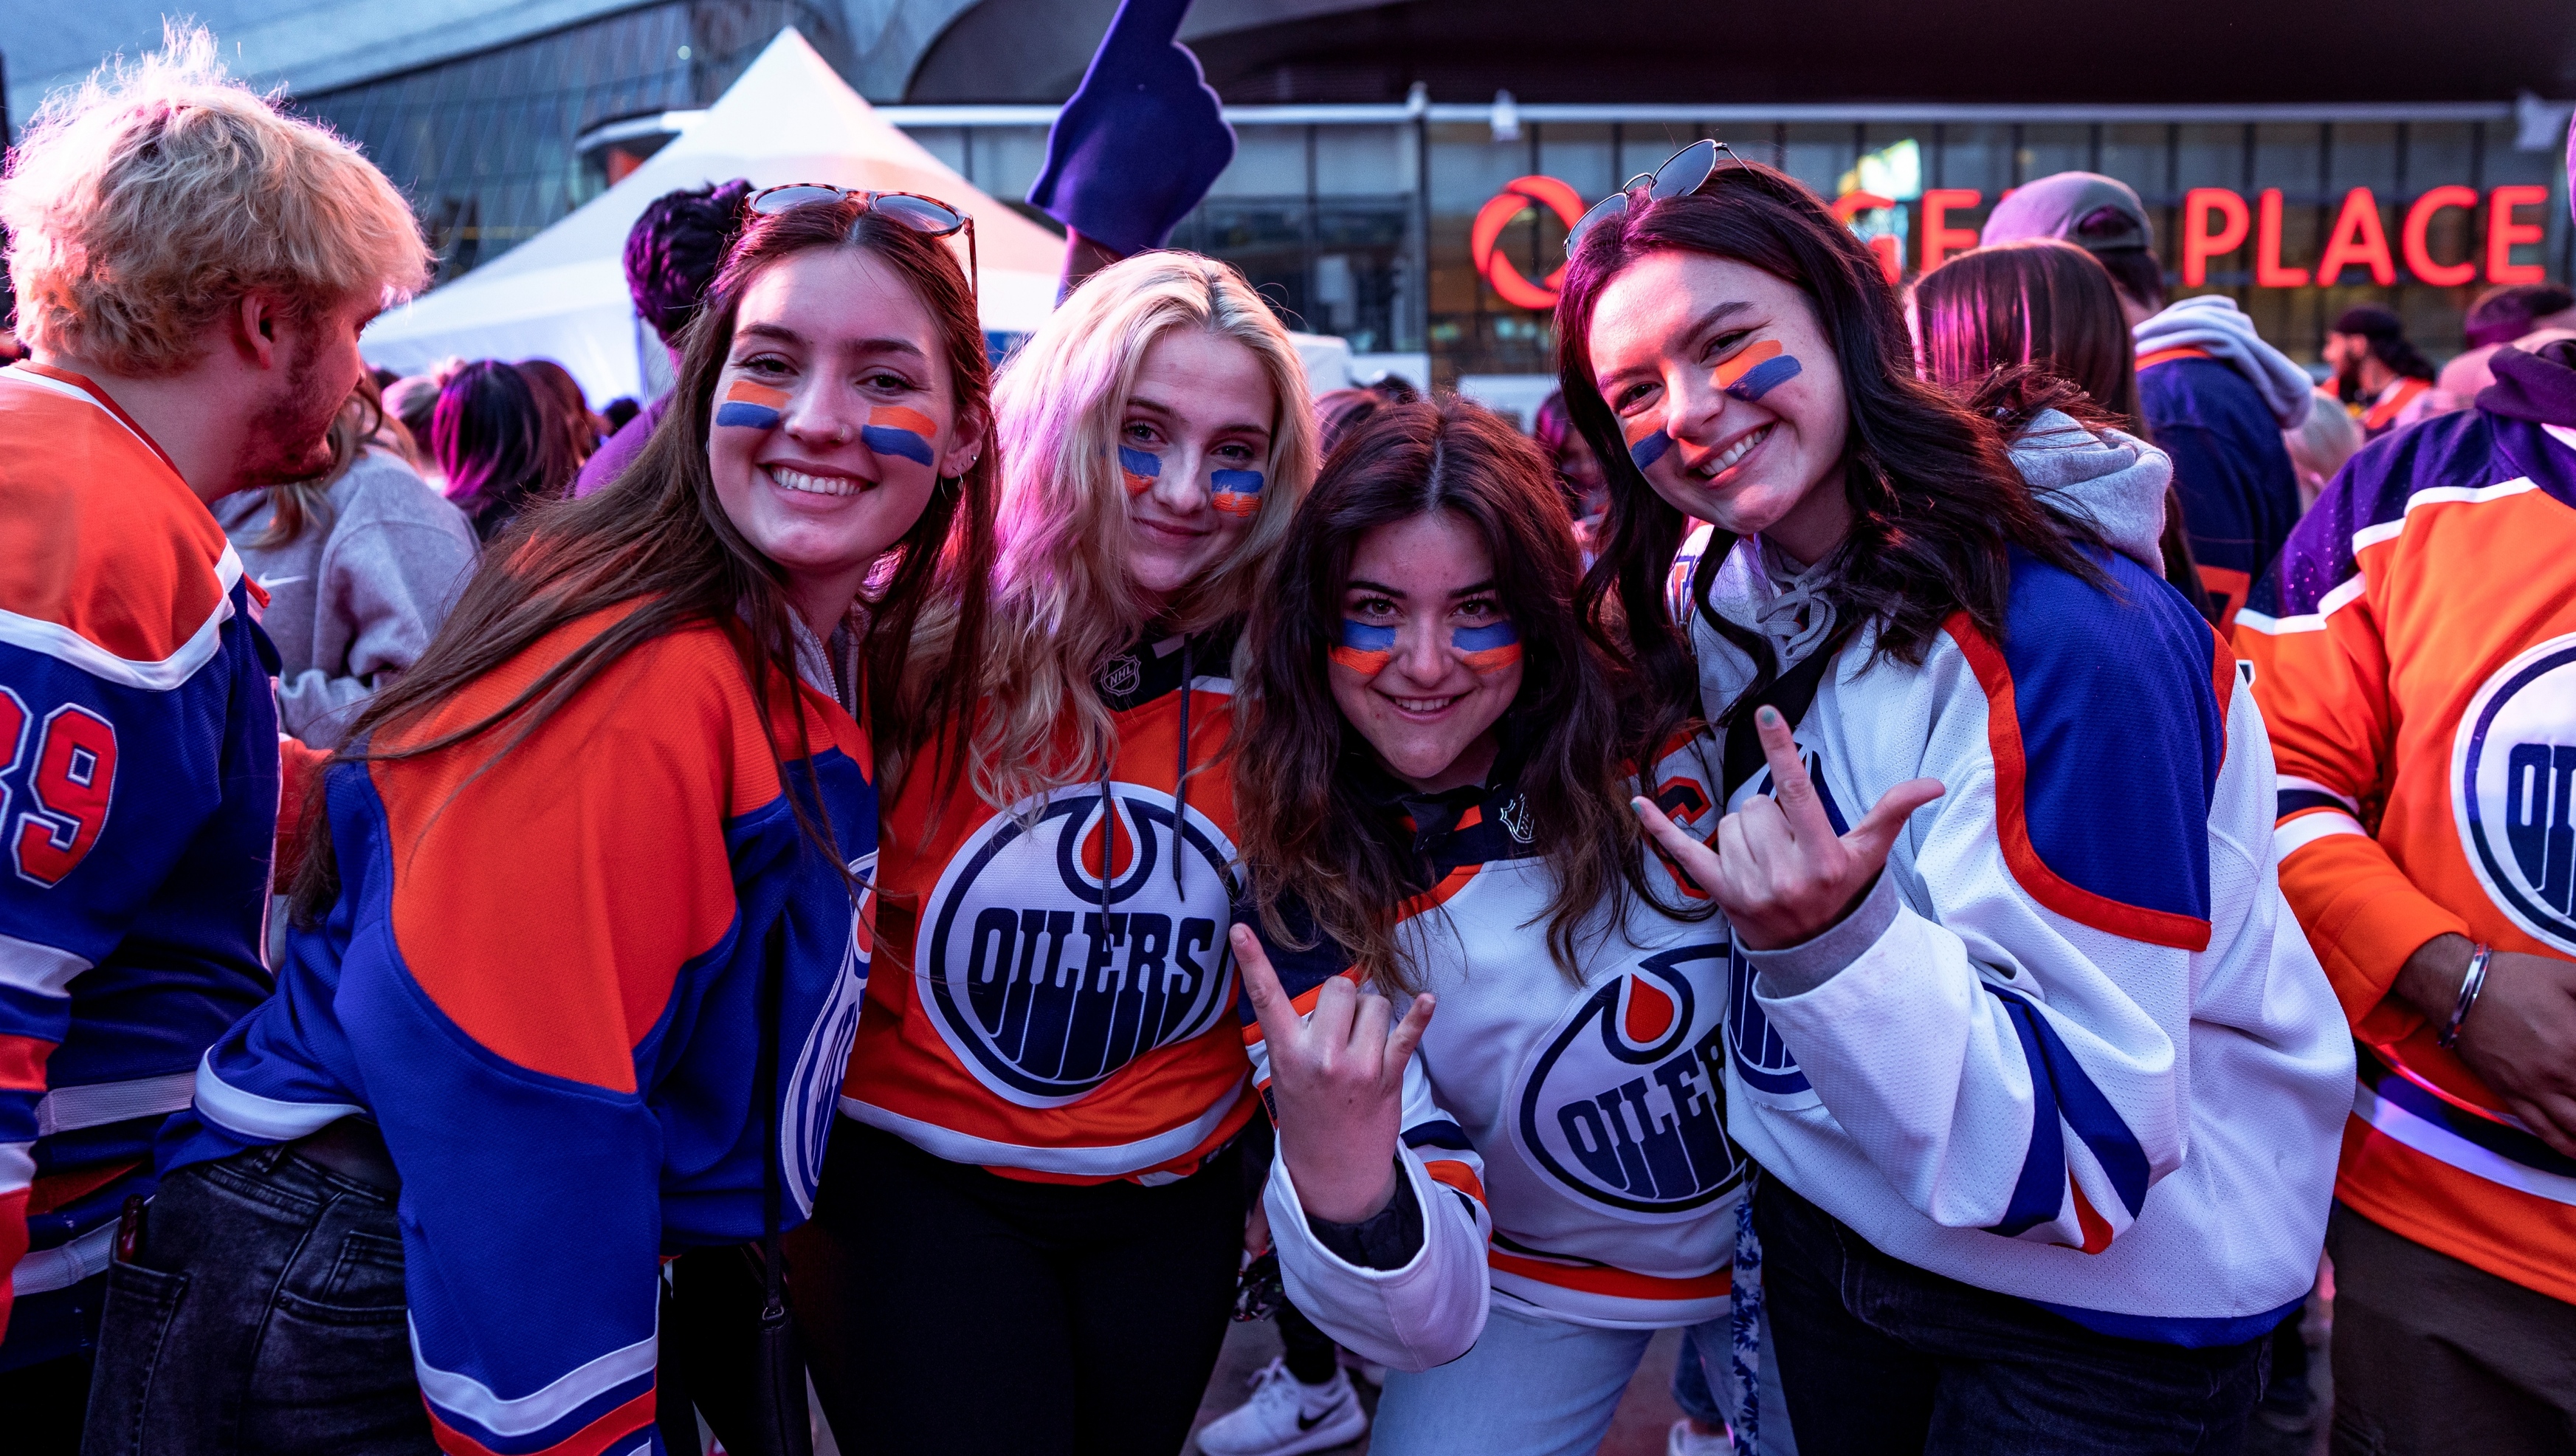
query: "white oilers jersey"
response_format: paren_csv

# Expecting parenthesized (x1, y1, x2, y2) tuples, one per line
(1241, 732, 1746, 1372)
(1681, 526, 2353, 1348)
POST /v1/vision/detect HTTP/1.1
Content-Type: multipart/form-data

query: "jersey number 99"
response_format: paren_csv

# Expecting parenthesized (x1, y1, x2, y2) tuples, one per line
(0, 688, 119, 887)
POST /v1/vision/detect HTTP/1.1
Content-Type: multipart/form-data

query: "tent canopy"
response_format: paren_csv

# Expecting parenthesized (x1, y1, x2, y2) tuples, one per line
(362, 28, 1064, 403)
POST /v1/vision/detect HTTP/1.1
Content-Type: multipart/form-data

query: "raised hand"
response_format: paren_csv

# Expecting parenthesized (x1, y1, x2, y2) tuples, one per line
(1233, 922, 1436, 1224)
(1633, 706, 1943, 952)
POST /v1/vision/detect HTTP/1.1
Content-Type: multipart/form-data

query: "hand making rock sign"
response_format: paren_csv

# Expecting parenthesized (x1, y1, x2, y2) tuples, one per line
(1231, 921, 1438, 1224)
(1630, 705, 1944, 952)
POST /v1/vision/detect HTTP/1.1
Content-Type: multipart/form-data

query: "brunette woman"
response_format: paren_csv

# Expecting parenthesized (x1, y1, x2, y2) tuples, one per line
(1560, 151, 2352, 1452)
(85, 190, 996, 1456)
(1226, 396, 1794, 1456)
(799, 252, 1318, 1456)
(1912, 236, 2219, 624)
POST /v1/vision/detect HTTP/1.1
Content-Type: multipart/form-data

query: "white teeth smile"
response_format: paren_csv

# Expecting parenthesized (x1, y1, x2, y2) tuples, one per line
(1703, 424, 1771, 476)
(1391, 694, 1464, 713)
(765, 465, 867, 497)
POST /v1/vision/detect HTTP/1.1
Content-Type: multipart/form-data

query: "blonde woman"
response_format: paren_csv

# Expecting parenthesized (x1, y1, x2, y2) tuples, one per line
(798, 252, 1318, 1455)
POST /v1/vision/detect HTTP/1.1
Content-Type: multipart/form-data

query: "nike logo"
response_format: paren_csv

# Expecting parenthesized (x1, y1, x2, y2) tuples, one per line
(257, 574, 307, 591)
(1298, 1409, 1328, 1431)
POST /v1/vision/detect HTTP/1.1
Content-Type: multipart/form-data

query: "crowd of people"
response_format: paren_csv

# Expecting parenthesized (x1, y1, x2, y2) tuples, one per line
(2, 30, 2573, 1456)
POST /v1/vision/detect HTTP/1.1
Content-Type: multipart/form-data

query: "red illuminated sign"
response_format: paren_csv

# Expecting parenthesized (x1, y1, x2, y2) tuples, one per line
(1472, 175, 1588, 309)
(1473, 175, 2555, 310)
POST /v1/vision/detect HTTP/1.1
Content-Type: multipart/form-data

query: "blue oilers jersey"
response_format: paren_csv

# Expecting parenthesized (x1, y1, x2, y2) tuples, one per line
(0, 365, 278, 1367)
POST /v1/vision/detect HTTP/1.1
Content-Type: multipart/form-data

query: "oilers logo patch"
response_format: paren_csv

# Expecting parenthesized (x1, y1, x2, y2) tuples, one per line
(2454, 633, 2576, 954)
(783, 850, 875, 1216)
(920, 784, 1239, 1106)
(1509, 944, 1742, 1215)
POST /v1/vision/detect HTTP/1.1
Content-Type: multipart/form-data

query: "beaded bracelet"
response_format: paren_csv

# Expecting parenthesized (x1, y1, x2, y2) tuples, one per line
(2439, 943, 2493, 1050)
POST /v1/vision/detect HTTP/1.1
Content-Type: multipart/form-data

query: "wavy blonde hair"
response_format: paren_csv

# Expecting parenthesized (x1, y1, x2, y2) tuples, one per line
(902, 251, 1318, 810)
(0, 24, 430, 375)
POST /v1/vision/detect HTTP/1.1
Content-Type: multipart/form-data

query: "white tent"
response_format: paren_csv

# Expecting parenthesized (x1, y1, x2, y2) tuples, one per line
(361, 28, 1064, 403)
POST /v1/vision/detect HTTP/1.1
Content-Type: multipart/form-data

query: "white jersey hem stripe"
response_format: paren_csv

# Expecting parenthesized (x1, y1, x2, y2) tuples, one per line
(410, 1315, 658, 1436)
(2352, 1082, 2576, 1207)
(12, 1219, 114, 1296)
(193, 1053, 368, 1143)
(838, 1092, 1238, 1175)
(0, 930, 92, 999)
(37, 1071, 197, 1137)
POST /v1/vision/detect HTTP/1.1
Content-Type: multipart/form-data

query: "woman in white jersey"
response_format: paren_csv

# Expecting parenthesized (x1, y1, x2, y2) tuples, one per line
(1227, 395, 1794, 1456)
(1561, 145, 2352, 1452)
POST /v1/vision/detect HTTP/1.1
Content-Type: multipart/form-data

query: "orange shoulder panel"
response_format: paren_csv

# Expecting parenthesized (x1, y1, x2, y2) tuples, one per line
(373, 611, 795, 1092)
(0, 367, 227, 661)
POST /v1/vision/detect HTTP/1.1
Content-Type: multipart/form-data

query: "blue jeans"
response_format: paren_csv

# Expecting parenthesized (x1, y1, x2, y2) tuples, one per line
(1368, 1299, 1793, 1456)
(80, 1146, 430, 1456)
(1754, 1175, 2268, 1455)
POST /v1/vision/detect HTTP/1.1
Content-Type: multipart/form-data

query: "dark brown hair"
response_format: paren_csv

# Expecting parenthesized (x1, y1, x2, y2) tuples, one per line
(1915, 241, 2216, 619)
(1915, 239, 2143, 432)
(515, 357, 599, 494)
(288, 197, 998, 918)
(1553, 159, 2100, 764)
(1236, 396, 1648, 992)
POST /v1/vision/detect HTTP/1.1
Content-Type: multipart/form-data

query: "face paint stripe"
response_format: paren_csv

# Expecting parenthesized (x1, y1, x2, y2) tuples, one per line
(1459, 645, 1524, 673)
(1711, 338, 1785, 391)
(1210, 467, 1265, 518)
(1331, 619, 1397, 674)
(1723, 353, 1802, 403)
(1118, 445, 1160, 495)
(1628, 429, 1672, 471)
(870, 405, 937, 437)
(860, 428, 937, 467)
(716, 380, 791, 430)
(1452, 622, 1518, 652)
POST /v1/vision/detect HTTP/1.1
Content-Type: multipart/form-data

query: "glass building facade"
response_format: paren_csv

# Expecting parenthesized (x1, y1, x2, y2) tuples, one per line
(288, 10, 2570, 381)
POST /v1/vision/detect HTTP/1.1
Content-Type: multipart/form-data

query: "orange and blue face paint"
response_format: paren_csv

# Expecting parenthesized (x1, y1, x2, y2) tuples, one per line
(1118, 446, 1160, 495)
(1329, 619, 1397, 674)
(1624, 414, 1672, 473)
(861, 406, 938, 467)
(716, 380, 790, 430)
(1453, 620, 1522, 673)
(1715, 338, 1801, 402)
(1210, 469, 1265, 518)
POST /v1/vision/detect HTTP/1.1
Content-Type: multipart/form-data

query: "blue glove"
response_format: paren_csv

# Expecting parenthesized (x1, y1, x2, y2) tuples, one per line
(1026, 0, 1236, 258)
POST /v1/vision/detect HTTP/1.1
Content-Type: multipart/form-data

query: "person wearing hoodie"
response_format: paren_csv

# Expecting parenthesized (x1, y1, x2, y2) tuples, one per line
(1559, 150, 2350, 1452)
(1983, 171, 2312, 627)
(799, 252, 1319, 1456)
(2229, 129, 2576, 1452)
(213, 374, 479, 749)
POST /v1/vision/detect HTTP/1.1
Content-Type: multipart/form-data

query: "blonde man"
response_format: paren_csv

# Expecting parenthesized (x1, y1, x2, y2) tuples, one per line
(0, 27, 425, 1444)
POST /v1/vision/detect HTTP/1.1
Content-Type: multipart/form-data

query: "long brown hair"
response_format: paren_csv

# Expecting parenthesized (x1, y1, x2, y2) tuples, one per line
(1236, 396, 1645, 992)
(1554, 159, 2101, 766)
(1914, 238, 2215, 619)
(288, 198, 998, 919)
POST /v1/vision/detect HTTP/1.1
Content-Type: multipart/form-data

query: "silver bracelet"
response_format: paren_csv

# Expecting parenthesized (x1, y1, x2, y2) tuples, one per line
(2439, 943, 2493, 1050)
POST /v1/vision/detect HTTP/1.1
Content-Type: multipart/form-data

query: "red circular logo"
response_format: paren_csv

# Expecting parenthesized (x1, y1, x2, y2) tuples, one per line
(1472, 175, 1588, 311)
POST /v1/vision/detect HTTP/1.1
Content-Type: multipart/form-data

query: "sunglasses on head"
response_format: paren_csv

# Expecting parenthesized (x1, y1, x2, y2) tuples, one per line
(1564, 139, 1748, 257)
(746, 184, 979, 298)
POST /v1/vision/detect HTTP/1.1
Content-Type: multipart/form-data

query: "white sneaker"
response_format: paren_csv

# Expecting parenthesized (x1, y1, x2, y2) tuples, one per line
(1667, 1417, 1736, 1456)
(1196, 1359, 1368, 1456)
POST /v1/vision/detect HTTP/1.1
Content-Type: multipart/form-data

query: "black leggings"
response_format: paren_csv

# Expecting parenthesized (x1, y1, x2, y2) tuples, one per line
(790, 1121, 1245, 1456)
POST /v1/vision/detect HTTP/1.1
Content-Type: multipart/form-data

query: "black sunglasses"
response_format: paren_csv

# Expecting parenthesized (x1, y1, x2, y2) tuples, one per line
(746, 184, 978, 298)
(1564, 139, 1748, 257)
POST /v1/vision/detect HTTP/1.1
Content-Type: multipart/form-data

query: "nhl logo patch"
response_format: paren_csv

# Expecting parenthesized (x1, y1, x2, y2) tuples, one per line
(1501, 794, 1535, 845)
(1101, 653, 1143, 698)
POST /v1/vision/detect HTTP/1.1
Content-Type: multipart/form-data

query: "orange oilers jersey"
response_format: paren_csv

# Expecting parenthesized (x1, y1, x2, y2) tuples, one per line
(0, 365, 278, 1364)
(840, 627, 1257, 1184)
(2236, 394, 2576, 1304)
(166, 605, 877, 1456)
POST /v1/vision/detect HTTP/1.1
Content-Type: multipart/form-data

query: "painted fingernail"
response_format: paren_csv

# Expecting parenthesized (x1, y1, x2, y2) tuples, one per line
(1758, 706, 1782, 727)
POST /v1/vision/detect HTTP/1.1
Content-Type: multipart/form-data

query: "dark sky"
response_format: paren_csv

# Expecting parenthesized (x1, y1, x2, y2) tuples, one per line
(1173, 0, 2576, 106)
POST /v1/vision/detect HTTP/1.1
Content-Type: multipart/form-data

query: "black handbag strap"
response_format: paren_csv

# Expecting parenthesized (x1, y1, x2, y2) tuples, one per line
(1720, 642, 1837, 803)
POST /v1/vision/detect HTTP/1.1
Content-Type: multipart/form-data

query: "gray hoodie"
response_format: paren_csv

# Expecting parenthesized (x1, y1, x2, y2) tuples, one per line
(215, 448, 481, 747)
